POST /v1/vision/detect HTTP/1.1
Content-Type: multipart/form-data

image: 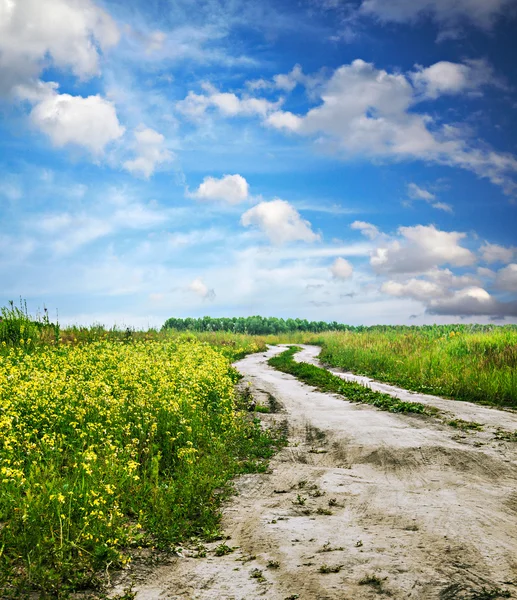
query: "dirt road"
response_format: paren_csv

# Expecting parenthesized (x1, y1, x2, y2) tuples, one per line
(110, 345, 517, 600)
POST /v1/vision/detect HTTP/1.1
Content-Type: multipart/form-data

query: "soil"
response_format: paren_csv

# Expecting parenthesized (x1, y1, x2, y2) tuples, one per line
(108, 345, 517, 600)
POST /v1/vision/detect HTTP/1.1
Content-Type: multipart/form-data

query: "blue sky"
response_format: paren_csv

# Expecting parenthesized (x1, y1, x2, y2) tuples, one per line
(1, 0, 517, 327)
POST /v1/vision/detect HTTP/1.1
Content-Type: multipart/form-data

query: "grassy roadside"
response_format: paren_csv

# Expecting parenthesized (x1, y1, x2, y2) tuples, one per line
(317, 330, 517, 408)
(268, 346, 432, 415)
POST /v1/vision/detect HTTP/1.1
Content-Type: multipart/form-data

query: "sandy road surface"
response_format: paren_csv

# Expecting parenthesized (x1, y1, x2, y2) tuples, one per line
(110, 345, 517, 600)
(294, 344, 517, 432)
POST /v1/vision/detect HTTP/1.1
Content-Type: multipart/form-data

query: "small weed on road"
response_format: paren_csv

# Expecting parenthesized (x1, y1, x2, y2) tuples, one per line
(319, 564, 343, 573)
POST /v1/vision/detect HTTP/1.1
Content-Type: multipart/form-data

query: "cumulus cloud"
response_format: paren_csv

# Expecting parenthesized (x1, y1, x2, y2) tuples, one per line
(382, 278, 444, 302)
(375, 231, 517, 317)
(371, 224, 475, 274)
(425, 266, 479, 288)
(188, 277, 216, 300)
(273, 64, 306, 92)
(350, 221, 380, 240)
(247, 64, 325, 94)
(381, 267, 479, 301)
(17, 82, 124, 155)
(410, 59, 500, 99)
(381, 265, 517, 317)
(266, 111, 303, 131)
(495, 263, 517, 292)
(480, 242, 515, 264)
(188, 174, 250, 204)
(427, 287, 517, 317)
(0, 0, 119, 95)
(264, 59, 517, 194)
(330, 257, 353, 279)
(176, 85, 282, 120)
(123, 126, 172, 178)
(241, 199, 320, 245)
(358, 0, 515, 31)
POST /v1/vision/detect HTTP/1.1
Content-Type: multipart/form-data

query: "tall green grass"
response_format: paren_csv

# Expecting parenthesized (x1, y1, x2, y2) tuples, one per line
(317, 329, 517, 407)
(0, 299, 267, 361)
(0, 299, 42, 349)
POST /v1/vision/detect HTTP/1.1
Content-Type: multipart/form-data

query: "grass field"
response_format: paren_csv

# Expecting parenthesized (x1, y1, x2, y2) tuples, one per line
(313, 328, 517, 407)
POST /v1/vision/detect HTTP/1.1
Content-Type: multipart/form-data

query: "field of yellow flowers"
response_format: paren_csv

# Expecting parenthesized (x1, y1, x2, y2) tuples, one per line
(0, 335, 276, 597)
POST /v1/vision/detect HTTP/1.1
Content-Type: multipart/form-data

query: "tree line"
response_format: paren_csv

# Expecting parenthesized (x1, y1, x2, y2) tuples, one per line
(162, 316, 349, 334)
(161, 316, 513, 335)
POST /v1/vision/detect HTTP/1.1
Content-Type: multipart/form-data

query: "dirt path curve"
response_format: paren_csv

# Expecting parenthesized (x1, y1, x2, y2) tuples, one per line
(294, 344, 517, 433)
(110, 345, 517, 600)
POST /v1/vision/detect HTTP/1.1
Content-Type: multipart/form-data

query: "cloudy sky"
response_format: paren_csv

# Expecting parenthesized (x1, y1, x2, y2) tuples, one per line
(1, 0, 517, 327)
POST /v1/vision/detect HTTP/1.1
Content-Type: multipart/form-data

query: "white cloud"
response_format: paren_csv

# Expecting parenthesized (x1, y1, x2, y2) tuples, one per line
(35, 194, 169, 254)
(188, 277, 215, 300)
(18, 82, 124, 155)
(247, 64, 325, 94)
(350, 221, 380, 240)
(176, 86, 282, 120)
(248, 65, 306, 93)
(264, 59, 517, 194)
(381, 267, 479, 301)
(408, 182, 435, 201)
(330, 257, 353, 279)
(381, 270, 517, 317)
(425, 266, 479, 288)
(477, 266, 496, 279)
(0, 0, 119, 95)
(188, 174, 250, 204)
(407, 182, 453, 212)
(431, 201, 453, 213)
(273, 64, 305, 92)
(266, 110, 303, 131)
(371, 224, 475, 274)
(382, 278, 444, 301)
(480, 242, 515, 264)
(123, 126, 172, 178)
(241, 199, 320, 245)
(370, 224, 517, 318)
(495, 264, 517, 292)
(123, 23, 257, 69)
(359, 0, 515, 30)
(411, 60, 499, 99)
(0, 0, 127, 166)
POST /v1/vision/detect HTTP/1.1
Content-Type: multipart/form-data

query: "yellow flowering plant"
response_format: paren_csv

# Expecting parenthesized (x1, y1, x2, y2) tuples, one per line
(0, 337, 280, 597)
